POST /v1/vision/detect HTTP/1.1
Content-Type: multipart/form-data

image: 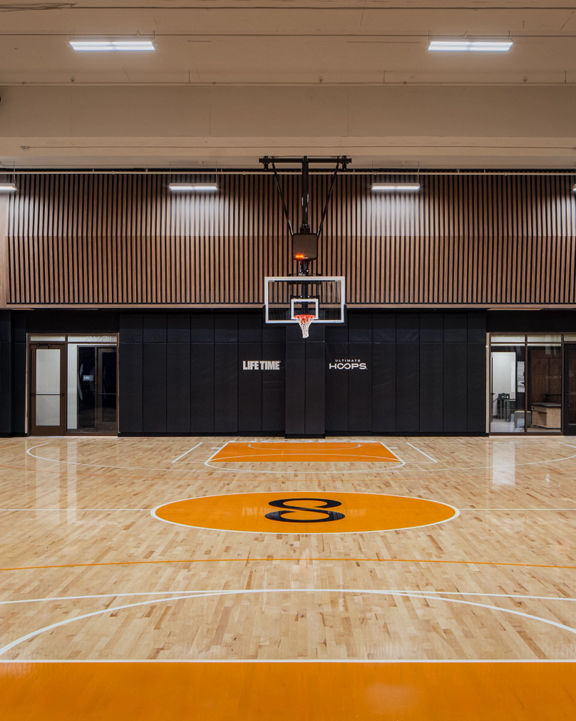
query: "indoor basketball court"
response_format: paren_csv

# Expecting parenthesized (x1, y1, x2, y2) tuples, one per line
(1, 1, 576, 719)
(1, 435, 575, 719)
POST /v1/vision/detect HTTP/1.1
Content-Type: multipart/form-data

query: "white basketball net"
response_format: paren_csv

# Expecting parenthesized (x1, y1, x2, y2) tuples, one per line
(294, 314, 316, 338)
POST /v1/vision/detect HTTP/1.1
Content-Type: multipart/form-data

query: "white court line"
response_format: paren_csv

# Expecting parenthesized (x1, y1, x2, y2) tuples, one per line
(204, 440, 406, 473)
(19, 439, 576, 475)
(204, 448, 576, 474)
(204, 442, 227, 466)
(151, 491, 459, 535)
(459, 508, 576, 512)
(379, 440, 406, 465)
(2, 588, 576, 607)
(0, 508, 150, 512)
(171, 442, 203, 464)
(245, 442, 364, 448)
(406, 442, 438, 463)
(2, 507, 572, 514)
(1, 587, 575, 659)
(25, 442, 173, 472)
(208, 452, 399, 462)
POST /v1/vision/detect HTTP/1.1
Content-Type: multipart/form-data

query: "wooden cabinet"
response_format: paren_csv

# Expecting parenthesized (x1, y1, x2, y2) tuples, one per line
(531, 403, 561, 429)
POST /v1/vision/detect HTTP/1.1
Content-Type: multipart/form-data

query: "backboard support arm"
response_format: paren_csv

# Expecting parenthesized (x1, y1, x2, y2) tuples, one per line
(260, 155, 351, 278)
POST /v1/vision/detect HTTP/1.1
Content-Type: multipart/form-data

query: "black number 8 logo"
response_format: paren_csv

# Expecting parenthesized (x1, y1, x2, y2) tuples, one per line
(265, 498, 345, 523)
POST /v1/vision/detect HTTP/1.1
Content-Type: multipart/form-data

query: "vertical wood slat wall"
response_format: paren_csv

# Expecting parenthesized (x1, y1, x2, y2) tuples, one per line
(6, 173, 576, 307)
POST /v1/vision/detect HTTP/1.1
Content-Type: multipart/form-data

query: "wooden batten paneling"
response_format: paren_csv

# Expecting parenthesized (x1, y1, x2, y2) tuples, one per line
(5, 173, 576, 307)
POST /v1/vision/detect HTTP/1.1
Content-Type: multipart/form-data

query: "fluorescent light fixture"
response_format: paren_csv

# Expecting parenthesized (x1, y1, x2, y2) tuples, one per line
(428, 39, 513, 53)
(169, 183, 218, 192)
(70, 39, 155, 52)
(371, 183, 421, 192)
(0, 182, 17, 193)
(572, 184, 576, 193)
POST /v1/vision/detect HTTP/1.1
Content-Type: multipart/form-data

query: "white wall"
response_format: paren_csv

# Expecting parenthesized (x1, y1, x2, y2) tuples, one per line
(1, 86, 576, 168)
(491, 351, 516, 415)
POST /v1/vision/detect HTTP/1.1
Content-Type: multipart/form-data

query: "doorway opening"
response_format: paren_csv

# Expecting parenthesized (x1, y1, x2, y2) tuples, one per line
(489, 334, 564, 434)
(28, 334, 118, 435)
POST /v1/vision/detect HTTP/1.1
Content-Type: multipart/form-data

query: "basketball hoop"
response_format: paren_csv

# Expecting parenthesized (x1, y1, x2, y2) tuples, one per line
(294, 314, 316, 338)
(263, 276, 346, 339)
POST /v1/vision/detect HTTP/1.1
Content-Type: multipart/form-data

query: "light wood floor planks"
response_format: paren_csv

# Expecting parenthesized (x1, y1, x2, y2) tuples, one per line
(0, 435, 575, 719)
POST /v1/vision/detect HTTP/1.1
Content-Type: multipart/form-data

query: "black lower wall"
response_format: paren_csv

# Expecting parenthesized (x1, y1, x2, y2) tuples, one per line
(119, 312, 285, 435)
(0, 311, 13, 435)
(325, 311, 486, 434)
(1, 308, 492, 436)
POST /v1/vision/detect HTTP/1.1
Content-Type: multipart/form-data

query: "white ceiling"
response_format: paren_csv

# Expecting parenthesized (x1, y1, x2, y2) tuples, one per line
(1, 0, 576, 168)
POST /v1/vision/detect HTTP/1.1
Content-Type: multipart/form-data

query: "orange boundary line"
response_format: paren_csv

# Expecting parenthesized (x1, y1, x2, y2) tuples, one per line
(0, 557, 573, 572)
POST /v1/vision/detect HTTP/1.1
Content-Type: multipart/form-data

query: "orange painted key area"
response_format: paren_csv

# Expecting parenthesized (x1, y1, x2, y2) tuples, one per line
(1, 661, 575, 721)
(210, 441, 400, 463)
(154, 491, 457, 533)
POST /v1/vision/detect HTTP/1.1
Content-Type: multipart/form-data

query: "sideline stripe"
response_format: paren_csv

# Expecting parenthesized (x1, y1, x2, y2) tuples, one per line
(0, 557, 574, 573)
(1, 658, 576, 664)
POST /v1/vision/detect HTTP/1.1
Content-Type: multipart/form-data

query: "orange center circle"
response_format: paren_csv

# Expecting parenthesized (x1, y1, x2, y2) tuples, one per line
(153, 492, 458, 534)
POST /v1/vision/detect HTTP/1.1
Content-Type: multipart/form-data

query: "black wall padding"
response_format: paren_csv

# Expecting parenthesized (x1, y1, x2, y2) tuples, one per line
(0, 311, 26, 435)
(119, 312, 285, 435)
(11, 314, 27, 435)
(3, 308, 486, 437)
(285, 323, 326, 437)
(0, 311, 12, 434)
(119, 314, 144, 433)
(325, 311, 487, 434)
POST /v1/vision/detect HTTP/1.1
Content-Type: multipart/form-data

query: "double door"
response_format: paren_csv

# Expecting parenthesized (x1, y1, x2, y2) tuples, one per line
(29, 343, 117, 435)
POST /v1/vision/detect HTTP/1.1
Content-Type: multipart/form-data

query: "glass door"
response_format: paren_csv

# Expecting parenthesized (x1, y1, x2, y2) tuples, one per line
(76, 345, 117, 434)
(29, 343, 66, 435)
(489, 333, 562, 434)
(489, 336, 526, 433)
(96, 346, 117, 432)
(525, 336, 562, 433)
(564, 344, 576, 434)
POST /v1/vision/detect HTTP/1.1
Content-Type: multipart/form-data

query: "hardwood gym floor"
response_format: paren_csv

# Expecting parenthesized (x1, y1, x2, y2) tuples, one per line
(0, 436, 575, 719)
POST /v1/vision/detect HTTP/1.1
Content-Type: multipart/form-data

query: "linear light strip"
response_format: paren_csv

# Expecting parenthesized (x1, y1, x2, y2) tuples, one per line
(371, 183, 421, 192)
(429, 40, 513, 53)
(69, 40, 155, 52)
(0, 183, 17, 193)
(168, 183, 219, 192)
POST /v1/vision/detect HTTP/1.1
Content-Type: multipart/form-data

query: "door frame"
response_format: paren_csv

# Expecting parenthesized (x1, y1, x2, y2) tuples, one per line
(563, 342, 576, 435)
(26, 333, 119, 436)
(95, 345, 118, 431)
(487, 332, 564, 436)
(29, 343, 67, 435)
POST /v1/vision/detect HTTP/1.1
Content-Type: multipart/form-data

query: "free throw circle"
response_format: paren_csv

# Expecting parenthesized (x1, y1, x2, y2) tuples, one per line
(153, 492, 458, 533)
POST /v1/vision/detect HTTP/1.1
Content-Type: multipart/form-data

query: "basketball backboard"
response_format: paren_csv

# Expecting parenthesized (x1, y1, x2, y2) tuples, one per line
(264, 276, 346, 333)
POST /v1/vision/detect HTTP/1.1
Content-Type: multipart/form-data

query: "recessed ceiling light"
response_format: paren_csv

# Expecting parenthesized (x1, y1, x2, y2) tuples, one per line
(69, 39, 155, 52)
(371, 183, 421, 192)
(168, 183, 219, 192)
(0, 182, 17, 193)
(428, 39, 513, 53)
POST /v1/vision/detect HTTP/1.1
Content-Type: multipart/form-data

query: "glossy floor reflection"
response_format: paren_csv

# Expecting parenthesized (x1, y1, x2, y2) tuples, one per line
(0, 436, 575, 719)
